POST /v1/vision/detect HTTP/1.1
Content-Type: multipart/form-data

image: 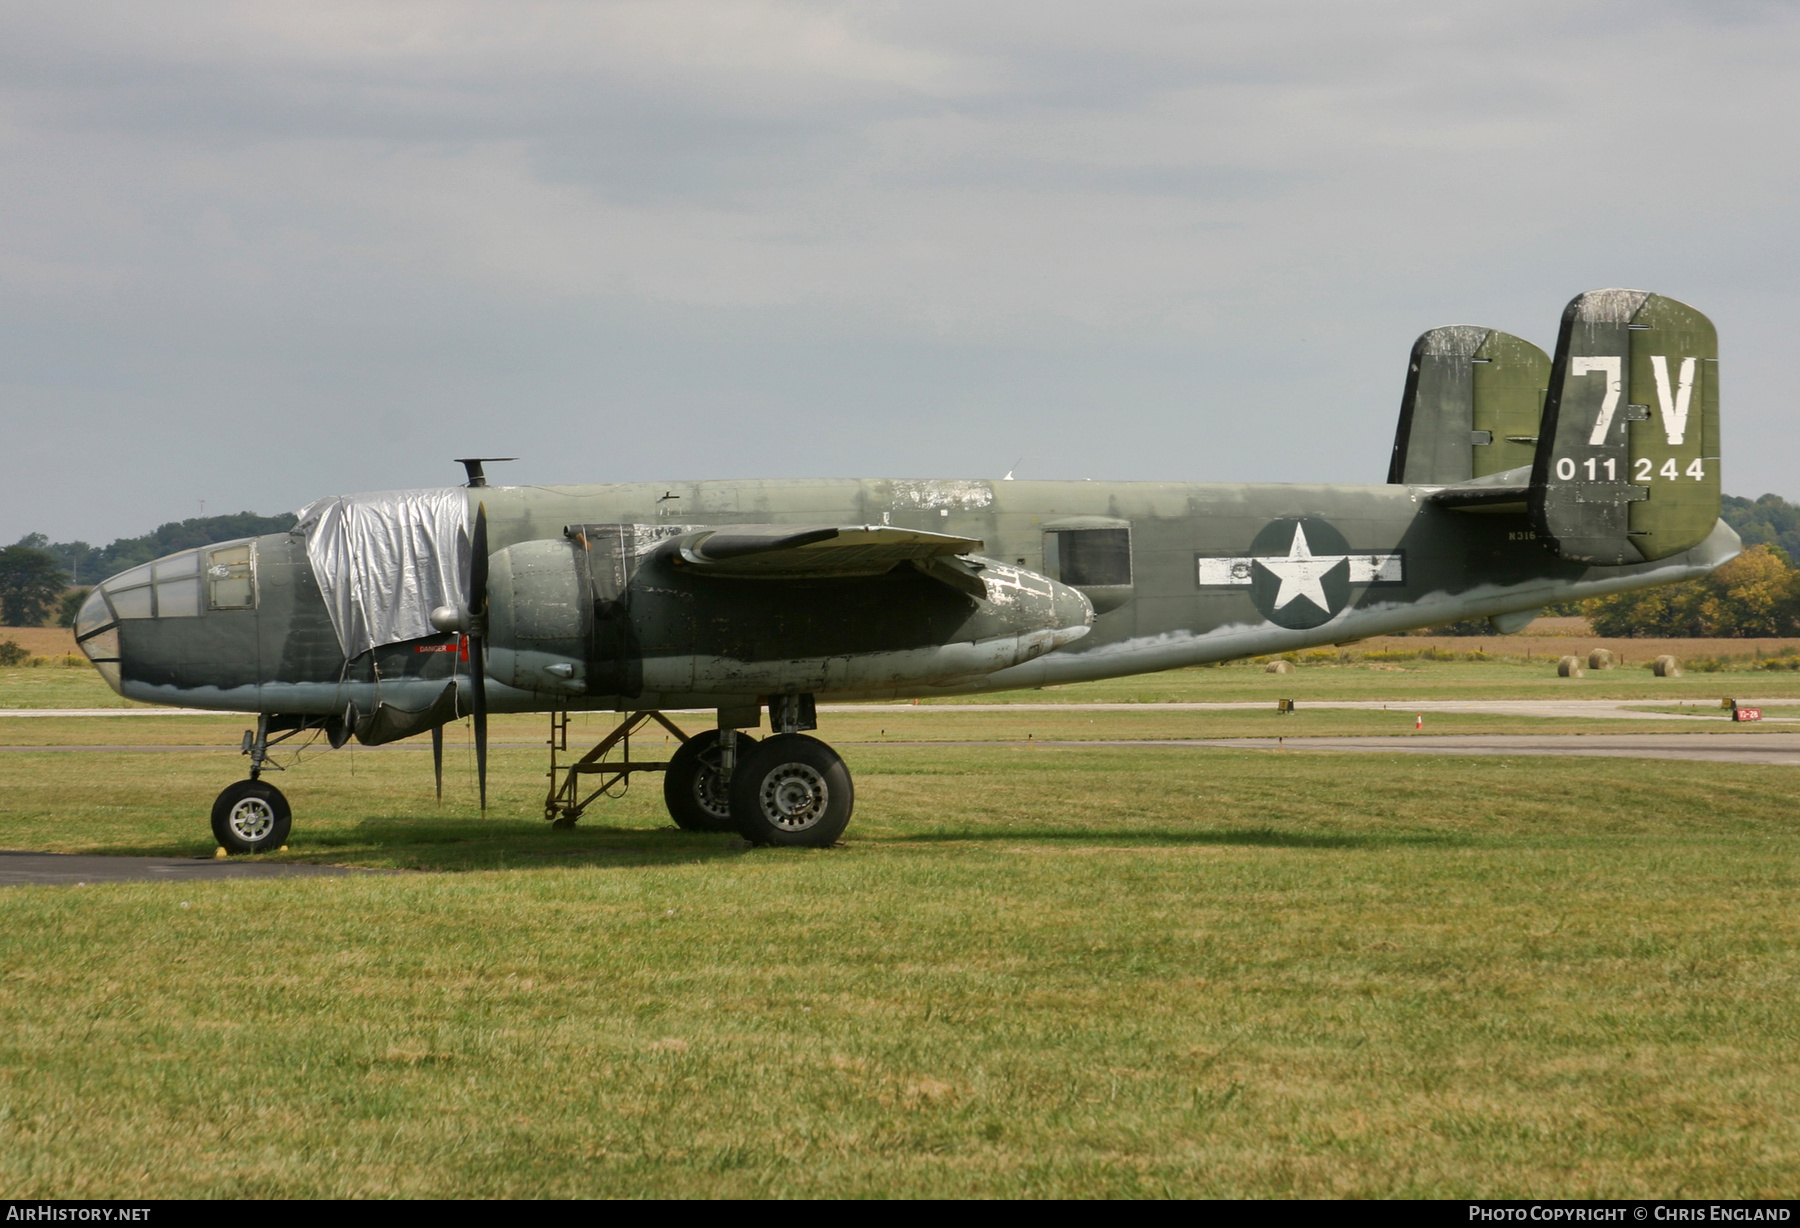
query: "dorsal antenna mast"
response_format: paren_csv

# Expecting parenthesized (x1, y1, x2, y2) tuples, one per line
(453, 458, 518, 488)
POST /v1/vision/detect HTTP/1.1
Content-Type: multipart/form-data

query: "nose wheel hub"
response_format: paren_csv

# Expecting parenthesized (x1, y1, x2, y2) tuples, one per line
(226, 797, 277, 842)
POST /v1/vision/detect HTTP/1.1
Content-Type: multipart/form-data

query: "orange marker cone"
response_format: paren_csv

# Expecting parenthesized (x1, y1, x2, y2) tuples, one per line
(1415, 713, 1423, 730)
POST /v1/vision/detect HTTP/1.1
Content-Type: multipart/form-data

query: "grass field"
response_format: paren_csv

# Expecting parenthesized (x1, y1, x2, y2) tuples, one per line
(2, 659, 1799, 1197)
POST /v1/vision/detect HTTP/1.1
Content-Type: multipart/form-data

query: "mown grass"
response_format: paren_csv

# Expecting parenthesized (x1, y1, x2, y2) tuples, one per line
(1, 733, 1798, 1197)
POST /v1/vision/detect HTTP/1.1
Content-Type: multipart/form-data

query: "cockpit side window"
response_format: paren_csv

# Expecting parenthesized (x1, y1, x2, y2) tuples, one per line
(207, 543, 256, 610)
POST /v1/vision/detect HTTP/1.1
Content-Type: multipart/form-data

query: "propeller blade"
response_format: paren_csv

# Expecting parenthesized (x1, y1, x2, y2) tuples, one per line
(469, 501, 489, 813)
(471, 635, 487, 813)
(469, 501, 489, 620)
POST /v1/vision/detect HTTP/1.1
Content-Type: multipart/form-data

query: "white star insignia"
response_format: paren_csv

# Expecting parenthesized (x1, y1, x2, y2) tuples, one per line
(1253, 523, 1348, 613)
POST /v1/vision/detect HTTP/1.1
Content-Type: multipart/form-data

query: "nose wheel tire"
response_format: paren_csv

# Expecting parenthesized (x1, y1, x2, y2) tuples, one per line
(728, 734, 853, 848)
(210, 780, 292, 854)
(664, 730, 760, 832)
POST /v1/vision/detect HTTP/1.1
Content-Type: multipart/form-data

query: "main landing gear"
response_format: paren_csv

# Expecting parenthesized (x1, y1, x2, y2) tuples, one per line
(546, 694, 853, 847)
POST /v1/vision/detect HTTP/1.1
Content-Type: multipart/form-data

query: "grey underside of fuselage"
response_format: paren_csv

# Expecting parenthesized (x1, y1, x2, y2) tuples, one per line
(115, 478, 1741, 716)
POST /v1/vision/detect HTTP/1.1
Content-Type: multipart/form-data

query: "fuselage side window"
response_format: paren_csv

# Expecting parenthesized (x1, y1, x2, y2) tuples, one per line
(1051, 528, 1132, 587)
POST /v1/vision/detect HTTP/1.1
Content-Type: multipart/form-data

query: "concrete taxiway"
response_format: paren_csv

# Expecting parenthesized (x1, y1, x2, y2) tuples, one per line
(0, 850, 384, 887)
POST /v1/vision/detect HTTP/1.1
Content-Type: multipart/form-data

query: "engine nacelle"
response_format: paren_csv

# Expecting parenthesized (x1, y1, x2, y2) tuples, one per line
(485, 538, 592, 696)
(482, 532, 1092, 699)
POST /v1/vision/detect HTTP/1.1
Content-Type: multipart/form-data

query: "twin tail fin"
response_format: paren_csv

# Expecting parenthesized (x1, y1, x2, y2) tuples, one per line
(1393, 289, 1720, 566)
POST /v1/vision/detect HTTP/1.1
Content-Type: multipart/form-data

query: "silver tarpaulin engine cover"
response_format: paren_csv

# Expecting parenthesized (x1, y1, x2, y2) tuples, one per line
(295, 487, 469, 660)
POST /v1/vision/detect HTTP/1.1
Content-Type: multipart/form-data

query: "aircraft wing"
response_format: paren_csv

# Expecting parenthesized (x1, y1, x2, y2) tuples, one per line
(671, 524, 985, 578)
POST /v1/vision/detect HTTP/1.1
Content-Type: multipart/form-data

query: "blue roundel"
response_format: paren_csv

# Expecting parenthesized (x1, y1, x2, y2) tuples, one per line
(1247, 518, 1353, 630)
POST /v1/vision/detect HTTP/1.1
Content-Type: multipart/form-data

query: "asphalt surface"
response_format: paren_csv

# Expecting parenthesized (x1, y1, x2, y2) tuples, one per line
(847, 732, 1800, 764)
(1168, 732, 1800, 765)
(0, 850, 383, 887)
(829, 699, 1800, 721)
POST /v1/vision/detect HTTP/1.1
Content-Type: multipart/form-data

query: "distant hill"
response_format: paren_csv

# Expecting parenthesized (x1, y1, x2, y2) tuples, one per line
(17, 512, 298, 585)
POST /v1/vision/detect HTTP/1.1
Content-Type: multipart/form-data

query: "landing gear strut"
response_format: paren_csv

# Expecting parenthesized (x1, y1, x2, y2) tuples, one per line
(664, 728, 760, 833)
(543, 709, 691, 828)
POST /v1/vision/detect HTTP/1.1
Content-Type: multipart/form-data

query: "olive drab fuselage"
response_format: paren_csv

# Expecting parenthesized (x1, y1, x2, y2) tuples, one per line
(82, 475, 1738, 719)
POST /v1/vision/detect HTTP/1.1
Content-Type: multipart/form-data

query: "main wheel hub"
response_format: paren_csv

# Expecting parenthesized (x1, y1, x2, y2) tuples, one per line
(758, 764, 828, 831)
(692, 748, 732, 820)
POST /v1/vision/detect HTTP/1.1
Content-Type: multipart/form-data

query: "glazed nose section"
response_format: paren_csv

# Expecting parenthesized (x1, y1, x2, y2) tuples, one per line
(72, 582, 125, 693)
(75, 544, 255, 696)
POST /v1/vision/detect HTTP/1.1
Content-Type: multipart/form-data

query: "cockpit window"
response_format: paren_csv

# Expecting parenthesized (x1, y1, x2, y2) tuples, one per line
(153, 551, 202, 618)
(99, 552, 208, 619)
(156, 552, 200, 579)
(99, 547, 239, 619)
(207, 543, 256, 610)
(157, 576, 203, 617)
(108, 584, 154, 619)
(73, 588, 114, 638)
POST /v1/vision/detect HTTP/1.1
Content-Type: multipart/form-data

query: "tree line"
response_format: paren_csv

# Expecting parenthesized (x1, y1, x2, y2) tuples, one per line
(2, 511, 295, 626)
(19, 510, 298, 586)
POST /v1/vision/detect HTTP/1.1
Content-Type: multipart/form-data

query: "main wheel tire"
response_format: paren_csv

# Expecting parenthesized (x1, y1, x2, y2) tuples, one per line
(728, 734, 853, 848)
(210, 779, 292, 854)
(664, 730, 760, 832)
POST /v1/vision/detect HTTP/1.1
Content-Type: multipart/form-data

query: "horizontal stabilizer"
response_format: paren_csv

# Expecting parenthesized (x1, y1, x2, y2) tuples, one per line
(672, 524, 984, 578)
(1424, 465, 1531, 512)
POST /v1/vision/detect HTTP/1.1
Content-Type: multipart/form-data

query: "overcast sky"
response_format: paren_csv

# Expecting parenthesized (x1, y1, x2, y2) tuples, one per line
(4, 0, 1797, 543)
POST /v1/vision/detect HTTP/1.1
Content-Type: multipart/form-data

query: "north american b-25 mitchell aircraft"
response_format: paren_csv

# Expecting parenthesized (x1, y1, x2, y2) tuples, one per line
(72, 288, 1734, 853)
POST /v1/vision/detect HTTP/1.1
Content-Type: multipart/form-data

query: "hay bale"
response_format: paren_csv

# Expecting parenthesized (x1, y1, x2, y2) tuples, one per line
(1557, 655, 1585, 678)
(1587, 648, 1615, 670)
(1653, 654, 1682, 678)
(1266, 659, 1295, 674)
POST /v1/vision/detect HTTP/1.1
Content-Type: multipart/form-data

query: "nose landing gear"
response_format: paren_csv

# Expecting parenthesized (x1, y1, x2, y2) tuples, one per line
(210, 713, 317, 854)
